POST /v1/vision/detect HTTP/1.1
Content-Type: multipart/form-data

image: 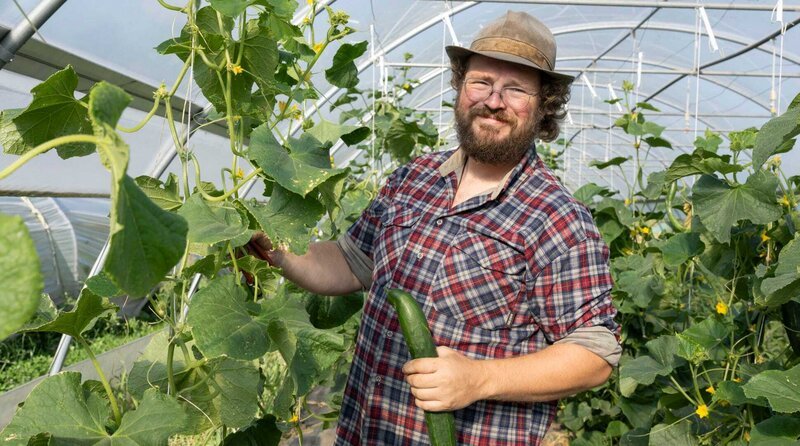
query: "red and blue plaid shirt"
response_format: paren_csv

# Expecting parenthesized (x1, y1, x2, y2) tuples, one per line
(335, 146, 617, 445)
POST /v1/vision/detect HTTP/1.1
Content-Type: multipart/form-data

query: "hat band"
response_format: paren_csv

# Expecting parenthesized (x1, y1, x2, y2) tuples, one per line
(471, 37, 554, 71)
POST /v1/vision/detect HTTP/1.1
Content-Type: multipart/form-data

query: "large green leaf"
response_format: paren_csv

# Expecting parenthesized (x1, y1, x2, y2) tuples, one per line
(187, 275, 271, 360)
(104, 176, 188, 297)
(676, 317, 731, 363)
(324, 41, 368, 88)
(0, 372, 109, 445)
(222, 415, 282, 446)
(248, 124, 345, 197)
(743, 364, 800, 413)
(619, 355, 670, 397)
(0, 372, 187, 445)
(750, 416, 800, 444)
(210, 0, 255, 16)
(692, 172, 782, 243)
(0, 66, 94, 158)
(0, 214, 43, 340)
(306, 119, 370, 146)
(648, 421, 699, 446)
(135, 174, 182, 211)
(654, 232, 705, 266)
(303, 292, 364, 329)
(132, 334, 263, 431)
(113, 389, 190, 444)
(178, 194, 250, 245)
(84, 271, 124, 297)
(573, 183, 611, 205)
(665, 150, 743, 183)
(761, 236, 800, 307)
(753, 107, 800, 169)
(242, 23, 279, 91)
(589, 156, 629, 170)
(211, 357, 262, 428)
(263, 288, 345, 395)
(240, 186, 324, 254)
(18, 289, 116, 338)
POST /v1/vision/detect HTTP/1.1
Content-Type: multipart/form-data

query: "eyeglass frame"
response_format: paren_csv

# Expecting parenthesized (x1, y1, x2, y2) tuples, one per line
(461, 77, 540, 111)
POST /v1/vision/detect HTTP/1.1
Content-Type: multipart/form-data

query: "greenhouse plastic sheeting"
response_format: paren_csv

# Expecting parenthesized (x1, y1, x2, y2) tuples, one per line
(0, 0, 799, 297)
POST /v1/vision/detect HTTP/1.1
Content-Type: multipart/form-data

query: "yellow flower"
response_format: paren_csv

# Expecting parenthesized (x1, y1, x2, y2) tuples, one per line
(695, 404, 709, 418)
(640, 226, 651, 235)
(779, 195, 792, 207)
(744, 431, 751, 442)
(733, 377, 742, 383)
(706, 385, 716, 395)
(313, 42, 324, 54)
(761, 232, 771, 243)
(289, 414, 299, 423)
(229, 64, 244, 75)
(307, 0, 313, 4)
(624, 198, 631, 206)
(716, 301, 728, 315)
(236, 168, 244, 179)
(278, 101, 287, 112)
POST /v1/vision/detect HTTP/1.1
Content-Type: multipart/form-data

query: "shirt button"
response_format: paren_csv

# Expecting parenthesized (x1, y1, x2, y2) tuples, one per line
(436, 219, 443, 226)
(375, 376, 382, 384)
(417, 251, 424, 259)
(385, 330, 393, 338)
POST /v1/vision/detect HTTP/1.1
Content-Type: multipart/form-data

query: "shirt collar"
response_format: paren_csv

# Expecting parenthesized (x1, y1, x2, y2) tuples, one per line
(438, 144, 538, 200)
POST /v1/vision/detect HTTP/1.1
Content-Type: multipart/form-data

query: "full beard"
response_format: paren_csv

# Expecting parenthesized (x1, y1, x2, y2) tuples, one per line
(454, 98, 540, 165)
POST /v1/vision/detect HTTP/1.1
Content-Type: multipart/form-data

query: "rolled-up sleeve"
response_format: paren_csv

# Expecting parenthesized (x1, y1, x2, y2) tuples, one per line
(531, 235, 618, 349)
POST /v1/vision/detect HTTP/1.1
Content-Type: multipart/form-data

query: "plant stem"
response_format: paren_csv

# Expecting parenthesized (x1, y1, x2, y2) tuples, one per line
(0, 134, 102, 180)
(669, 375, 697, 405)
(157, 0, 185, 12)
(168, 56, 194, 98)
(76, 336, 122, 427)
(190, 153, 262, 202)
(167, 338, 177, 396)
(118, 90, 163, 133)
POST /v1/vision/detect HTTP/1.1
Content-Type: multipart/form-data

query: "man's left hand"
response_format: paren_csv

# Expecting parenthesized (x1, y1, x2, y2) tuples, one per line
(402, 346, 488, 412)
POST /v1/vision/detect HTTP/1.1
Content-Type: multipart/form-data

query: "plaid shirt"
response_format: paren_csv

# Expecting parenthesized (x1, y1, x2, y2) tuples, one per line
(335, 146, 617, 445)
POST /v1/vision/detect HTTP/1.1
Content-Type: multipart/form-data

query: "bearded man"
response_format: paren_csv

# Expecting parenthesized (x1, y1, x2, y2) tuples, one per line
(250, 10, 620, 445)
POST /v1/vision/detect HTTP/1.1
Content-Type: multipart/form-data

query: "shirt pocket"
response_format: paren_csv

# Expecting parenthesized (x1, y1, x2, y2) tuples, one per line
(430, 231, 527, 330)
(376, 205, 422, 272)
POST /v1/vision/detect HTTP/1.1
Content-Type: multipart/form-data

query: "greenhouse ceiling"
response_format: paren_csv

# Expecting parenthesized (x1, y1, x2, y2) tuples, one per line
(1, 0, 798, 198)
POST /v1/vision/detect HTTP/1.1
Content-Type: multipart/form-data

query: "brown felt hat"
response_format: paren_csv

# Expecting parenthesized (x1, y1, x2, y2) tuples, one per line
(446, 11, 574, 82)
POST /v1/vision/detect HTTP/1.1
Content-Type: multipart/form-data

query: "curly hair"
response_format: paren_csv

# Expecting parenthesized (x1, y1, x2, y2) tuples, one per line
(449, 55, 572, 142)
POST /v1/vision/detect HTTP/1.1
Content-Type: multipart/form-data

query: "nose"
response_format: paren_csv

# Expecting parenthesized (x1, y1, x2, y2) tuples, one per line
(482, 89, 506, 109)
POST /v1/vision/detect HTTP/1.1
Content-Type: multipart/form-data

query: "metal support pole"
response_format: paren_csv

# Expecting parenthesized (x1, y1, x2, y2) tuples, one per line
(0, 0, 68, 71)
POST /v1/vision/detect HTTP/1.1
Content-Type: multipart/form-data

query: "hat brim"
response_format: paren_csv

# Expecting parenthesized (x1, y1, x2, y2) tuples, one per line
(446, 45, 574, 82)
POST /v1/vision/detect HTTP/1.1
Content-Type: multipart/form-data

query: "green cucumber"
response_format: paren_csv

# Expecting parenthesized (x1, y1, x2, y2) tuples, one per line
(387, 289, 457, 446)
(781, 300, 800, 358)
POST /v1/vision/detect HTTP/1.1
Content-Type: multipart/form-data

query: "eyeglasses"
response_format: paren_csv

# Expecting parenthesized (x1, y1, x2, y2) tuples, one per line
(463, 78, 539, 111)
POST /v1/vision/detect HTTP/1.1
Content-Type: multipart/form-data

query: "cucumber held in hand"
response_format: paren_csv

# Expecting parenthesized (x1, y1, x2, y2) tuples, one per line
(386, 289, 456, 446)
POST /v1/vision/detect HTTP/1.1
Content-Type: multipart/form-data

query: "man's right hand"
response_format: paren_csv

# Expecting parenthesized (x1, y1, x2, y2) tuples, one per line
(246, 232, 280, 267)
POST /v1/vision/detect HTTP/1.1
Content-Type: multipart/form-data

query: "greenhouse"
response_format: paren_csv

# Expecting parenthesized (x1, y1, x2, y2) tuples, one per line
(0, 0, 799, 444)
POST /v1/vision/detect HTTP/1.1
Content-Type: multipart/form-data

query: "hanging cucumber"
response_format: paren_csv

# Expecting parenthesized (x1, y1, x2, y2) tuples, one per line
(386, 289, 457, 446)
(781, 300, 800, 358)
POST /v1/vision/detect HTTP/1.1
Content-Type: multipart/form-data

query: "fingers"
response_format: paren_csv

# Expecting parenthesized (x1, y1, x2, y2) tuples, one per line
(250, 231, 273, 251)
(402, 358, 438, 375)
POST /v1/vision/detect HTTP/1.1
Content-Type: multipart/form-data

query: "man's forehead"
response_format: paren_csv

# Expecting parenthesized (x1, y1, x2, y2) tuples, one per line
(466, 55, 541, 83)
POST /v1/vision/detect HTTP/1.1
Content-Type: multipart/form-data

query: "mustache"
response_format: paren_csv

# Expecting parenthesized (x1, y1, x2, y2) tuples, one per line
(468, 106, 514, 124)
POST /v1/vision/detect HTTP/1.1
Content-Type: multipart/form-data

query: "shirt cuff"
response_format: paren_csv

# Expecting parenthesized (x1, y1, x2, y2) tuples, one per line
(336, 235, 374, 290)
(554, 326, 622, 367)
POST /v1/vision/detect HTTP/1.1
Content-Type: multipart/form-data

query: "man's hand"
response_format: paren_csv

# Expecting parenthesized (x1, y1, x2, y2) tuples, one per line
(245, 232, 281, 267)
(402, 346, 488, 412)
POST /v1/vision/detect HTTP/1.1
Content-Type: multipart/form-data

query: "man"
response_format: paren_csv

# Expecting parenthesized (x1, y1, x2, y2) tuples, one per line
(251, 11, 620, 445)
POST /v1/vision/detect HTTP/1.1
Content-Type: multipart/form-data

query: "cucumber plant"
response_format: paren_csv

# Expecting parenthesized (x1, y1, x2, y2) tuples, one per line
(559, 83, 800, 445)
(0, 0, 390, 443)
